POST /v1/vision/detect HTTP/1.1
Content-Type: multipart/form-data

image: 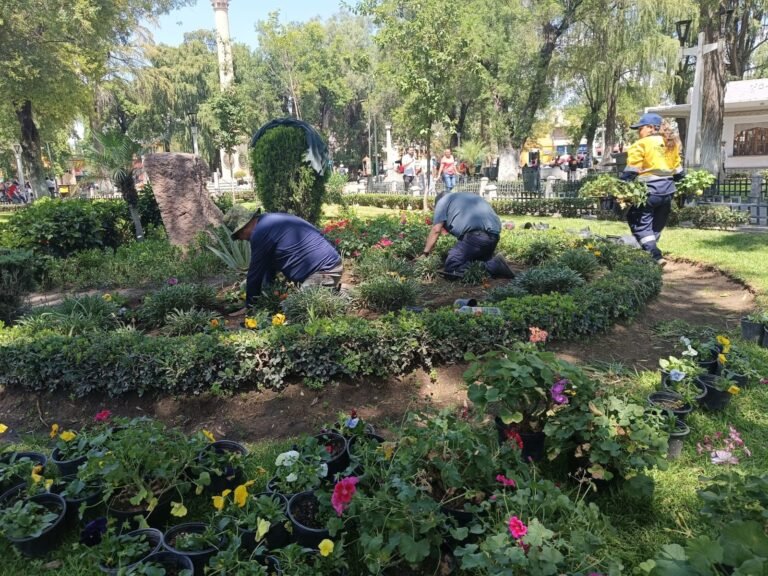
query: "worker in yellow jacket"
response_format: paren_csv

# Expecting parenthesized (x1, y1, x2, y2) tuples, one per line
(619, 112, 684, 266)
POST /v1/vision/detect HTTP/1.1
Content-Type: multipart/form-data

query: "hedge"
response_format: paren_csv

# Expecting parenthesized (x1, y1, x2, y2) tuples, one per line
(0, 244, 661, 397)
(344, 194, 598, 217)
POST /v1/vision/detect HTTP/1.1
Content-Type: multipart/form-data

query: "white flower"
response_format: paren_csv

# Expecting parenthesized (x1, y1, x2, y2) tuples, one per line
(316, 463, 328, 478)
(710, 450, 739, 465)
(679, 336, 691, 347)
(346, 417, 360, 429)
(275, 450, 300, 467)
(681, 346, 698, 357)
(286, 472, 298, 483)
(669, 369, 686, 382)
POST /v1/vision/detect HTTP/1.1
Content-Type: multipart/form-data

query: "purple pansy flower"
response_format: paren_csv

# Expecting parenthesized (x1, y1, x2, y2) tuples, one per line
(550, 379, 569, 405)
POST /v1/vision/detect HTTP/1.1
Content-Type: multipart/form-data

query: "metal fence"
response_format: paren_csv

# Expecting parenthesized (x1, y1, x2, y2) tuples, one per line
(350, 177, 584, 198)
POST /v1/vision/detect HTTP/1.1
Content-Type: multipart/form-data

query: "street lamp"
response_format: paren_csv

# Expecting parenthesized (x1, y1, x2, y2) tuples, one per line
(675, 19, 691, 47)
(11, 143, 25, 192)
(187, 110, 199, 156)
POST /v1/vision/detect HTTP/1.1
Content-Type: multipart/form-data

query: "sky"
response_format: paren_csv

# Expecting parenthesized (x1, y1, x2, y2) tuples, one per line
(150, 0, 346, 48)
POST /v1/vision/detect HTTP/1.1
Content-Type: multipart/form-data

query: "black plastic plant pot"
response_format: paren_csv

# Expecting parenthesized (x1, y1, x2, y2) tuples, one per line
(131, 551, 194, 574)
(265, 476, 296, 501)
(108, 491, 173, 531)
(240, 492, 290, 551)
(50, 447, 87, 477)
(741, 318, 764, 343)
(198, 440, 249, 494)
(726, 372, 748, 388)
(762, 326, 768, 348)
(264, 556, 282, 575)
(52, 475, 104, 525)
(162, 522, 221, 575)
(0, 482, 27, 509)
(660, 370, 670, 387)
(667, 419, 690, 461)
(287, 491, 330, 549)
(0, 451, 47, 494)
(697, 358, 719, 375)
(695, 376, 732, 411)
(519, 431, 546, 463)
(647, 390, 693, 421)
(315, 432, 349, 479)
(98, 528, 163, 575)
(7, 493, 68, 558)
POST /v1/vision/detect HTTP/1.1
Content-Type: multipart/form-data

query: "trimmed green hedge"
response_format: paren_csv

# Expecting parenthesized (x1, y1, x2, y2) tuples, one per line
(344, 194, 598, 217)
(0, 244, 661, 397)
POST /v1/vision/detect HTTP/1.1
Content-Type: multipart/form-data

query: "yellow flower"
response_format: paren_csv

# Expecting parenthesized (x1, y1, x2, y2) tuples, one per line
(380, 442, 396, 461)
(256, 518, 271, 540)
(31, 470, 43, 484)
(0, 423, 7, 434)
(716, 335, 730, 347)
(59, 430, 76, 442)
(44, 478, 54, 491)
(239, 291, 246, 300)
(586, 243, 595, 250)
(212, 495, 225, 510)
(202, 429, 215, 443)
(718, 353, 727, 365)
(49, 423, 59, 439)
(318, 539, 335, 557)
(210, 318, 220, 329)
(245, 317, 258, 329)
(727, 385, 741, 395)
(272, 313, 286, 326)
(593, 251, 601, 257)
(234, 484, 249, 508)
(102, 293, 112, 302)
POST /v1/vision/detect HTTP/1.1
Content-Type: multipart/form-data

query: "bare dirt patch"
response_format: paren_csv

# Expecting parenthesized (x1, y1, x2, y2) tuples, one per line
(0, 260, 755, 443)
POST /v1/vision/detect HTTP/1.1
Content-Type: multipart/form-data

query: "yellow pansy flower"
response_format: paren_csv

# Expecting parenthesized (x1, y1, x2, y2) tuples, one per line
(49, 423, 59, 439)
(44, 478, 54, 491)
(212, 495, 225, 510)
(718, 353, 727, 365)
(202, 429, 215, 443)
(256, 518, 271, 540)
(593, 251, 601, 257)
(0, 423, 8, 434)
(380, 442, 396, 461)
(318, 539, 335, 557)
(272, 313, 286, 326)
(102, 293, 112, 302)
(234, 484, 249, 508)
(727, 385, 741, 395)
(210, 318, 220, 329)
(244, 317, 258, 329)
(59, 430, 77, 442)
(31, 471, 43, 484)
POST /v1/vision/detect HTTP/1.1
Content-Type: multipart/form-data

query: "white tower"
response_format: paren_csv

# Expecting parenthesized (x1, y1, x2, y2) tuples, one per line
(210, 0, 241, 179)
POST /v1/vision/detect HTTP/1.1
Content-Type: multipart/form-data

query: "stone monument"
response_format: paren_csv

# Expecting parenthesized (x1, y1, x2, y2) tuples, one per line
(143, 153, 225, 248)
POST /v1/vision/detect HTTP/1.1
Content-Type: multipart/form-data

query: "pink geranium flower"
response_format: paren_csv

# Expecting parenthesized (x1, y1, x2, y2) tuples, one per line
(495, 474, 516, 487)
(94, 410, 112, 423)
(508, 516, 527, 539)
(331, 476, 359, 516)
(528, 326, 548, 343)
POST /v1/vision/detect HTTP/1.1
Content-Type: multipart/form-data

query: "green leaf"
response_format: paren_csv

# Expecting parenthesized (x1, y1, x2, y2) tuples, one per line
(501, 411, 523, 425)
(398, 533, 431, 564)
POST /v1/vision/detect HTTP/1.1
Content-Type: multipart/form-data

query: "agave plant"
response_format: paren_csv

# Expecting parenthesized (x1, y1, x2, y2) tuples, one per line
(206, 225, 251, 272)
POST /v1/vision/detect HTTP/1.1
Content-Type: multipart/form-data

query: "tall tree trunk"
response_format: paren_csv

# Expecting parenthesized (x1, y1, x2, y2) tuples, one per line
(602, 70, 621, 165)
(450, 100, 471, 148)
(584, 111, 599, 165)
(121, 180, 144, 241)
(15, 100, 49, 199)
(700, 1, 726, 174)
(127, 204, 145, 242)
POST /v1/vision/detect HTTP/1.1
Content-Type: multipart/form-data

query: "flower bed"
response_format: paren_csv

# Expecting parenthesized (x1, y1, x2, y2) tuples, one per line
(0, 218, 661, 396)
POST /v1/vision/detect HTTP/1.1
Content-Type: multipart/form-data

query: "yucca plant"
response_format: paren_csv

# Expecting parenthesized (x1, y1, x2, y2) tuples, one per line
(206, 225, 251, 272)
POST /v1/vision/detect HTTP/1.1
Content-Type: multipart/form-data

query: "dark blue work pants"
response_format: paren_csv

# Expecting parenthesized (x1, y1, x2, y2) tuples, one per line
(626, 194, 673, 261)
(444, 231, 505, 276)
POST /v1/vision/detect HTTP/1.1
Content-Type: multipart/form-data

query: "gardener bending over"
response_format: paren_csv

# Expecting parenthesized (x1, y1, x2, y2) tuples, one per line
(232, 211, 343, 307)
(421, 192, 515, 279)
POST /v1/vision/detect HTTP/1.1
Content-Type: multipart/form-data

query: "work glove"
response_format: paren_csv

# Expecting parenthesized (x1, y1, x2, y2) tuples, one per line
(673, 170, 686, 182)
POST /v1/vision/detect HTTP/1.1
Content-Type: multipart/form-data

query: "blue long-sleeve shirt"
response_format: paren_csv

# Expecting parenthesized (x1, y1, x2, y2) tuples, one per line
(246, 213, 341, 304)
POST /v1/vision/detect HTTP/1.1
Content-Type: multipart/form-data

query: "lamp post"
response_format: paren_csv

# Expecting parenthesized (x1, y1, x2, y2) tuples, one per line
(11, 143, 25, 192)
(187, 110, 199, 156)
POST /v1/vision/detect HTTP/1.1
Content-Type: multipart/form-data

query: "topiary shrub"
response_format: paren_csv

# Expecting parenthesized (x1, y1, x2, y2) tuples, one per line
(250, 126, 327, 224)
(0, 249, 37, 323)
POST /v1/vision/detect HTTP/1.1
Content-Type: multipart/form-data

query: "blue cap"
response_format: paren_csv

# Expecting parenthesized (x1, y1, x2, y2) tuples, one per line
(630, 113, 663, 129)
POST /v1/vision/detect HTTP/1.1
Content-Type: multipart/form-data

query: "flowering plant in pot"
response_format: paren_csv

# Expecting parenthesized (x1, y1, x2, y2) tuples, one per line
(162, 521, 225, 574)
(49, 424, 100, 476)
(0, 493, 65, 541)
(268, 443, 329, 496)
(213, 482, 290, 551)
(191, 429, 249, 494)
(721, 350, 760, 386)
(275, 541, 348, 576)
(696, 372, 741, 410)
(78, 417, 196, 526)
(465, 344, 595, 460)
(91, 526, 163, 574)
(0, 450, 47, 495)
(205, 536, 278, 575)
(124, 551, 194, 575)
(658, 355, 704, 387)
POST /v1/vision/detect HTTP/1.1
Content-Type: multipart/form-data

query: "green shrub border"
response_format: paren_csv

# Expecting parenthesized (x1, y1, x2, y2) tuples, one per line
(344, 194, 598, 217)
(0, 245, 661, 397)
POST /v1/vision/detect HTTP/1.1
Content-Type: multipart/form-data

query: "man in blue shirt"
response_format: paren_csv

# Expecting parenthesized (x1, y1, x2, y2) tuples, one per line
(232, 212, 343, 306)
(421, 192, 514, 278)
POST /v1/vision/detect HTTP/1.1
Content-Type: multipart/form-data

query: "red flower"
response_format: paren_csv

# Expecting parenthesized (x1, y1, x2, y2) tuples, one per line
(425, 217, 432, 225)
(505, 429, 524, 450)
(378, 238, 393, 247)
(325, 445, 335, 455)
(495, 474, 516, 487)
(349, 409, 357, 418)
(94, 410, 112, 423)
(331, 476, 359, 516)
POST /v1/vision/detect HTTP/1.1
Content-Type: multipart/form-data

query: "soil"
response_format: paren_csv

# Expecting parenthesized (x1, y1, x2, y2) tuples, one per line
(290, 494, 325, 530)
(0, 260, 755, 445)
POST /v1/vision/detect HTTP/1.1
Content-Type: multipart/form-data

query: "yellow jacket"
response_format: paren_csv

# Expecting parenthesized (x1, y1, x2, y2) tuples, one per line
(624, 135, 682, 181)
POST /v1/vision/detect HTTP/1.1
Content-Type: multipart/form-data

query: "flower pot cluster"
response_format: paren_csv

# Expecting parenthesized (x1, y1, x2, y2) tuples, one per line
(654, 333, 758, 460)
(740, 311, 768, 347)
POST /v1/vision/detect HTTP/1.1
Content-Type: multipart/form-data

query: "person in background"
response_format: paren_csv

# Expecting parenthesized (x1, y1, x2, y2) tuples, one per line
(421, 192, 515, 279)
(231, 210, 343, 308)
(401, 147, 416, 192)
(620, 112, 683, 267)
(437, 148, 457, 197)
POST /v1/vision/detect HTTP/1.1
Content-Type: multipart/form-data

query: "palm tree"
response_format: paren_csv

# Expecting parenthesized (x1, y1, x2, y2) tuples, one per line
(84, 130, 145, 241)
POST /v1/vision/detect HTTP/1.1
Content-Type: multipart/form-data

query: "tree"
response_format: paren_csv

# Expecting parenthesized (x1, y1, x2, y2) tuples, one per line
(206, 87, 247, 181)
(84, 130, 145, 241)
